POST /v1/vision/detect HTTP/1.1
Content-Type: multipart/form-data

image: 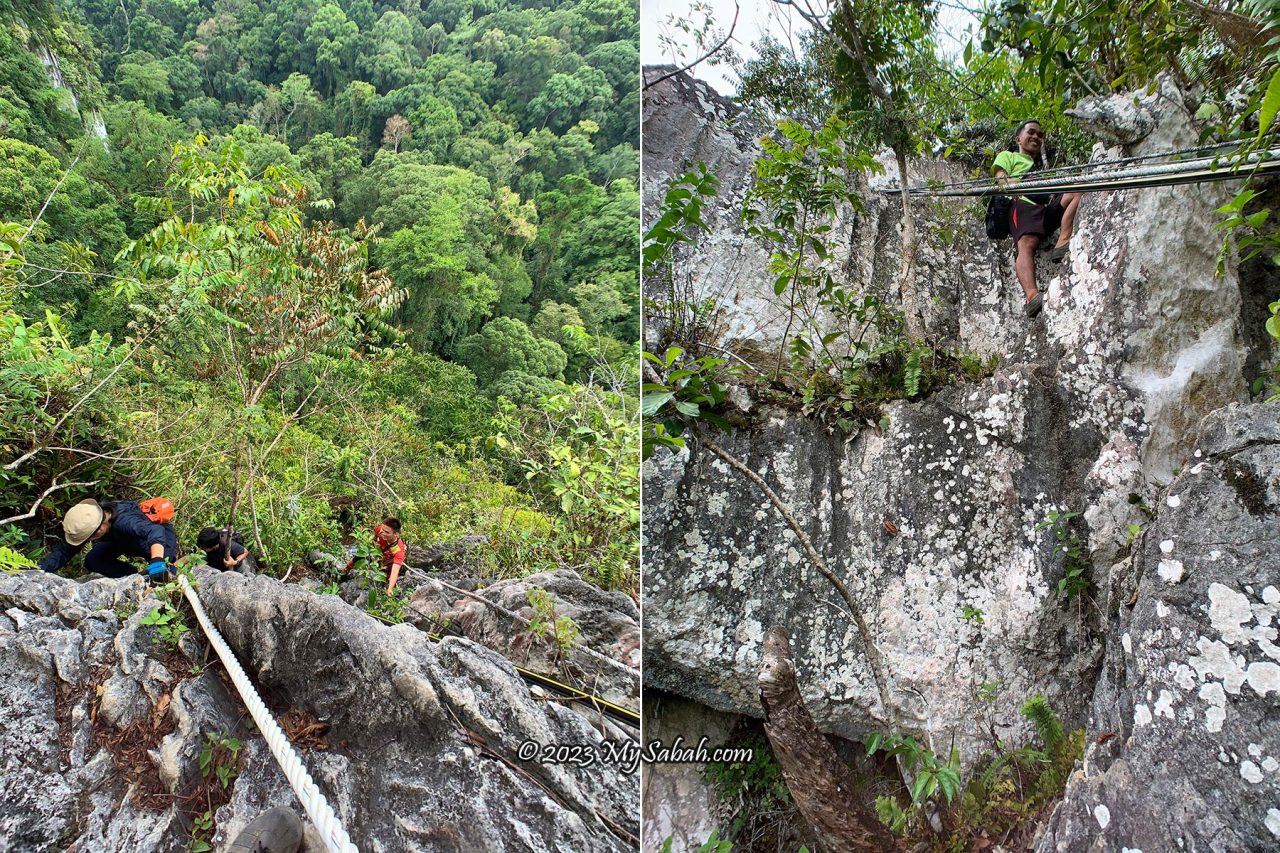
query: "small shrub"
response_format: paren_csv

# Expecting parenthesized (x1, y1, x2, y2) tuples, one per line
(1035, 510, 1090, 599)
(702, 734, 791, 842)
(199, 731, 241, 790)
(140, 575, 190, 649)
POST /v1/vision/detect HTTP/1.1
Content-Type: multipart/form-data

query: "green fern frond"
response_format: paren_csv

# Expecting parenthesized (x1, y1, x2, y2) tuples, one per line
(977, 745, 1047, 790)
(904, 349, 922, 397)
(1021, 694, 1065, 756)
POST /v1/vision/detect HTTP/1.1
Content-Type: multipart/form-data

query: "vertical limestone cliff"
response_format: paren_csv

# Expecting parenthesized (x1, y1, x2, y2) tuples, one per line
(642, 67, 1280, 850)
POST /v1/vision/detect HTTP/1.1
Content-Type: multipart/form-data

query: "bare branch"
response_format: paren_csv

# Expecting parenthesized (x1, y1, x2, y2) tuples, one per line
(50, 326, 155, 436)
(644, 2, 741, 91)
(20, 152, 83, 245)
(0, 480, 97, 526)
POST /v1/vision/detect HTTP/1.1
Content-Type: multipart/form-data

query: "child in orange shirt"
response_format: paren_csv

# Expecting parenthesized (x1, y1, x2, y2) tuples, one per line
(373, 518, 406, 595)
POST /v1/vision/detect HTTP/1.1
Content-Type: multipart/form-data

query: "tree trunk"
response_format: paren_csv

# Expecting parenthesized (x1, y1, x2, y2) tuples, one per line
(759, 625, 895, 852)
(894, 144, 927, 342)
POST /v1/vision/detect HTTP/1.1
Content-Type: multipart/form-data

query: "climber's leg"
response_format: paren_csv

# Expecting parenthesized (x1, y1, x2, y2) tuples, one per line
(1055, 192, 1082, 247)
(1015, 234, 1041, 301)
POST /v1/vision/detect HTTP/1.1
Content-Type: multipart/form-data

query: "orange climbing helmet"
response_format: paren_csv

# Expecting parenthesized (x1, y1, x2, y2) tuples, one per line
(140, 497, 175, 525)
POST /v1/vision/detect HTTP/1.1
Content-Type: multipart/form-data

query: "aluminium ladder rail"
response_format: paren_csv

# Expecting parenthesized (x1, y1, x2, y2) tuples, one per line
(882, 146, 1280, 197)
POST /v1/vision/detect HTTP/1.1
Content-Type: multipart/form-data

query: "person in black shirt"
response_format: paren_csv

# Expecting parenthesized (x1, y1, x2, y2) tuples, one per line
(196, 527, 252, 573)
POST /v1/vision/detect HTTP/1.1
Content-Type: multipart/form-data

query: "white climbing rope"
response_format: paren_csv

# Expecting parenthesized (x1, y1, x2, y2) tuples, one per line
(176, 575, 358, 853)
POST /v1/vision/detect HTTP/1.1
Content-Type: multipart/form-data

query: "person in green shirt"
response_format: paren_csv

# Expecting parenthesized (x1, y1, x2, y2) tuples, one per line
(992, 119, 1083, 318)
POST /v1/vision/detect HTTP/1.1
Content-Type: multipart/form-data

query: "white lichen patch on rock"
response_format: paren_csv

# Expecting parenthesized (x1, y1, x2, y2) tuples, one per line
(644, 70, 1279, 853)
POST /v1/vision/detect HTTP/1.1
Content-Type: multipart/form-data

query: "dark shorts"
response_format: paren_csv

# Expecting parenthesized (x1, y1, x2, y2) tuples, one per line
(1010, 194, 1066, 241)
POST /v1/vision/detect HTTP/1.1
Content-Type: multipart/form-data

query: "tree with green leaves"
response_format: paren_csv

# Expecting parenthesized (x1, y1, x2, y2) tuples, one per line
(117, 134, 404, 558)
(457, 316, 567, 386)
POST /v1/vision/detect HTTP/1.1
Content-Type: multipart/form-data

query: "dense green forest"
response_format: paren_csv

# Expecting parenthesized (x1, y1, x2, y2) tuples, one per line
(0, 0, 640, 593)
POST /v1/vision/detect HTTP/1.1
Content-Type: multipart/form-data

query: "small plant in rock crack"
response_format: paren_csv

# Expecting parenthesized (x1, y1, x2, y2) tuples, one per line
(139, 578, 189, 649)
(187, 809, 214, 853)
(1127, 492, 1155, 519)
(962, 605, 985, 624)
(200, 731, 241, 789)
(865, 733, 962, 808)
(1035, 510, 1090, 599)
(526, 586, 580, 654)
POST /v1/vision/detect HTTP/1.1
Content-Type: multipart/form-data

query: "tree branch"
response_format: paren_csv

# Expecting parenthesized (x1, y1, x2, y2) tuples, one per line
(694, 426, 891, 713)
(759, 625, 895, 850)
(644, 2, 740, 91)
(0, 480, 97, 526)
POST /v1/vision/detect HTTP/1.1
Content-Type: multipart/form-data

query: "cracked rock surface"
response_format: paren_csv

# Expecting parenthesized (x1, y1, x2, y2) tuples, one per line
(1034, 402, 1280, 852)
(0, 568, 637, 852)
(643, 68, 1280, 851)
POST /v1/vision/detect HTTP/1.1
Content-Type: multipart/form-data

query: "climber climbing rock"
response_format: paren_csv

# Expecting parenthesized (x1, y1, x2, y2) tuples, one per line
(37, 498, 177, 580)
(196, 526, 254, 574)
(344, 517, 407, 595)
(992, 119, 1083, 318)
(224, 807, 305, 853)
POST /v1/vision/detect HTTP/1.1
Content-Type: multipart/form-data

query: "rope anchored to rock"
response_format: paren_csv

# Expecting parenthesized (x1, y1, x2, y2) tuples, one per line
(176, 574, 358, 853)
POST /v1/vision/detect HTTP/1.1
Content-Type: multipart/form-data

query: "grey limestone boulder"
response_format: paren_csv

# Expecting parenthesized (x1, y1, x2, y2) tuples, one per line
(0, 567, 638, 852)
(1034, 402, 1280, 852)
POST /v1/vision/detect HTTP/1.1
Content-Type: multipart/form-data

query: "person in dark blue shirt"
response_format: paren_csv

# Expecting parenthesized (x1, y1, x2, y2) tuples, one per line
(196, 527, 252, 574)
(38, 498, 177, 580)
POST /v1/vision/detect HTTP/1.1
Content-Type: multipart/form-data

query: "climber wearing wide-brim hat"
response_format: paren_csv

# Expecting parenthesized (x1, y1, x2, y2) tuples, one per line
(38, 498, 178, 580)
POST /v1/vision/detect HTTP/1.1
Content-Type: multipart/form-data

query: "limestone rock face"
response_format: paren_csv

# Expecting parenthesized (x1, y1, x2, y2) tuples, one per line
(0, 568, 637, 852)
(1034, 402, 1280, 852)
(407, 567, 641, 710)
(644, 369, 1103, 763)
(643, 68, 1280, 847)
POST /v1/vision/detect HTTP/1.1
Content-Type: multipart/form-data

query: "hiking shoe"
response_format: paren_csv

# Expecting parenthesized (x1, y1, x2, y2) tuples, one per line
(224, 807, 304, 853)
(1025, 293, 1044, 319)
(1048, 243, 1070, 264)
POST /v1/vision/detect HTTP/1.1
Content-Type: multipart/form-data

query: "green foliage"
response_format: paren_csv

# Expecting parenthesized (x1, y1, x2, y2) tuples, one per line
(703, 734, 791, 843)
(957, 352, 1001, 382)
(1035, 510, 1090, 599)
(187, 809, 214, 853)
(870, 695, 1084, 847)
(139, 576, 189, 650)
(962, 605, 985, 625)
(0, 0, 639, 604)
(659, 833, 733, 853)
(641, 345, 731, 459)
(458, 317, 567, 385)
(1020, 694, 1064, 756)
(199, 731, 242, 790)
(0, 545, 37, 573)
(493, 388, 638, 589)
(865, 732, 962, 807)
(368, 586, 411, 624)
(525, 585, 580, 654)
(696, 831, 733, 852)
(874, 794, 913, 836)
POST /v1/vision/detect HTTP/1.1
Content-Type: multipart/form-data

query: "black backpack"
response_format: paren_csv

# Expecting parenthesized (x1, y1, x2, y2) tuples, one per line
(985, 194, 1011, 240)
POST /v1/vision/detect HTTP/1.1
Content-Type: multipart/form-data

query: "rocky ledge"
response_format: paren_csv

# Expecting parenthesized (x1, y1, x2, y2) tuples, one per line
(0, 567, 638, 851)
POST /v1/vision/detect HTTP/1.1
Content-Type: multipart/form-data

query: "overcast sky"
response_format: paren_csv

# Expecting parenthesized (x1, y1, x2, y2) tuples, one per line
(640, 0, 980, 96)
